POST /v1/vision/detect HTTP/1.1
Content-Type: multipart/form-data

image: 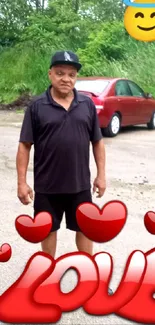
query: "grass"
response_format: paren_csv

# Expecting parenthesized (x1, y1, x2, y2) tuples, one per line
(0, 46, 52, 103)
(0, 41, 155, 103)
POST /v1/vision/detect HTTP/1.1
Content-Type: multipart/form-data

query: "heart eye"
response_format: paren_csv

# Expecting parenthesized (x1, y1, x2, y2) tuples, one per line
(135, 12, 144, 18)
(150, 12, 155, 18)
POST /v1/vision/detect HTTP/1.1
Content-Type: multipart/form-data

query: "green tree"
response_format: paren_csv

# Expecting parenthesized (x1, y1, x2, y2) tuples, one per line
(0, 0, 33, 45)
(78, 21, 129, 67)
(19, 0, 94, 51)
(80, 0, 125, 21)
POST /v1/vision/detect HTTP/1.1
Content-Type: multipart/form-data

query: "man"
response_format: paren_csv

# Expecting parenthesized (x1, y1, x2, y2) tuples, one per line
(16, 50, 106, 258)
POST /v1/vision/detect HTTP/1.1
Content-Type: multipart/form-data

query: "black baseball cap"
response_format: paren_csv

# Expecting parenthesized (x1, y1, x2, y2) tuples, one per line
(50, 50, 82, 71)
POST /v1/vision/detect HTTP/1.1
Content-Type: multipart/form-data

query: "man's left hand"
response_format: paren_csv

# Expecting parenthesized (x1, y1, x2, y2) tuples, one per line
(93, 176, 106, 198)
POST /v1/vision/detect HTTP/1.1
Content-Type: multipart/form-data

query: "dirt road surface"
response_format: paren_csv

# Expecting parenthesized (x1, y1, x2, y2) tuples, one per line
(0, 111, 155, 325)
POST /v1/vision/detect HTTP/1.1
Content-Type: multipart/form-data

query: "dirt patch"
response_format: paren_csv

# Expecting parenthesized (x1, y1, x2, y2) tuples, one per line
(0, 93, 34, 111)
(0, 111, 24, 126)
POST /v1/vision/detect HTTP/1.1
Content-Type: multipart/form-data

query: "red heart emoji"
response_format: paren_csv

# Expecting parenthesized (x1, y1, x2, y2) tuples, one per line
(144, 211, 155, 234)
(76, 201, 127, 243)
(0, 244, 12, 262)
(15, 212, 53, 243)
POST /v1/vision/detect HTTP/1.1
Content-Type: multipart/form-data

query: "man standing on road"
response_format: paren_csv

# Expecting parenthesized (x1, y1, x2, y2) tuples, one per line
(16, 50, 106, 258)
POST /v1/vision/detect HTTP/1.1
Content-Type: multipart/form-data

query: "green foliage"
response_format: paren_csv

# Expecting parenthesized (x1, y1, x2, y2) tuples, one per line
(0, 46, 51, 102)
(0, 0, 155, 102)
(18, 0, 93, 51)
(80, 0, 125, 21)
(0, 0, 32, 46)
(77, 21, 128, 69)
(122, 42, 155, 95)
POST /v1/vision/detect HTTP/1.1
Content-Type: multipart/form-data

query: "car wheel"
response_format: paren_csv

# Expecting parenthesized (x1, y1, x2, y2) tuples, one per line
(102, 113, 121, 137)
(147, 111, 155, 130)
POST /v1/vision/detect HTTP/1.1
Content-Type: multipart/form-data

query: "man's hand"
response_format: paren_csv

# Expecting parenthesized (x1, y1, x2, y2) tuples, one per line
(18, 183, 33, 205)
(93, 176, 106, 198)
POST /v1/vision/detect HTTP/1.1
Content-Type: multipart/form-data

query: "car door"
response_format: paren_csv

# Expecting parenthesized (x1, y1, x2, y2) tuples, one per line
(115, 80, 138, 125)
(127, 80, 148, 123)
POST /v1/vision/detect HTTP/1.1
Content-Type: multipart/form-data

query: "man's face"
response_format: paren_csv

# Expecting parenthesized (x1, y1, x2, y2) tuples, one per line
(48, 64, 78, 95)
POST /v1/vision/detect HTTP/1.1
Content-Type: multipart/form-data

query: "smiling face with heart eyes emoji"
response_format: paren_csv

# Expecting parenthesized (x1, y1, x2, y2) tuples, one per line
(124, 0, 155, 41)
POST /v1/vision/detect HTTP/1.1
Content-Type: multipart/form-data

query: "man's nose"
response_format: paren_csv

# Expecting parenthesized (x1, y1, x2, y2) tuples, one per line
(62, 75, 70, 82)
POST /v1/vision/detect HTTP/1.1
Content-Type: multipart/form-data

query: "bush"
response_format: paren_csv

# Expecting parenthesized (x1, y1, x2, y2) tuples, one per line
(1, 17, 155, 103)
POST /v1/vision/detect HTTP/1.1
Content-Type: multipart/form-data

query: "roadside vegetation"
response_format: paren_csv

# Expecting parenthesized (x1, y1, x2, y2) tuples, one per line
(0, 0, 155, 104)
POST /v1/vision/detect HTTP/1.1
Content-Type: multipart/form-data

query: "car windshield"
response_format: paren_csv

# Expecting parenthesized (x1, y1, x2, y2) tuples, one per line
(75, 79, 110, 95)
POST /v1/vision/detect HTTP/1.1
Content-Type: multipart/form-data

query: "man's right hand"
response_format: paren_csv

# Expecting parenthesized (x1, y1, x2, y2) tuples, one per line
(17, 183, 33, 205)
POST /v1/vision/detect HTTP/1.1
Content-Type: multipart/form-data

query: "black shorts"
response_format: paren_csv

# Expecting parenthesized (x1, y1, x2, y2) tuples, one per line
(33, 190, 92, 232)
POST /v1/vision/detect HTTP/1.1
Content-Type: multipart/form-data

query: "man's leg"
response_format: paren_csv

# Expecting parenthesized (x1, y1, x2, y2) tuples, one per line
(65, 190, 113, 295)
(41, 231, 57, 258)
(34, 192, 64, 258)
(65, 190, 93, 254)
(76, 231, 93, 255)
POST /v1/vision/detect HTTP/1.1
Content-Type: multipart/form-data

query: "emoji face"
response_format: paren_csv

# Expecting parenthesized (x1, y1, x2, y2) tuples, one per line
(124, 0, 155, 41)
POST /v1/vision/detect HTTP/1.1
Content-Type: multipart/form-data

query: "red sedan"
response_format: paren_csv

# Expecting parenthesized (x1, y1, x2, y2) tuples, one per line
(75, 77, 155, 137)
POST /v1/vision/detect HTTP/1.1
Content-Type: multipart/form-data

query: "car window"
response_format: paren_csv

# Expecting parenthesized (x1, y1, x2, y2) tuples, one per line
(127, 81, 145, 97)
(75, 80, 110, 95)
(115, 80, 132, 96)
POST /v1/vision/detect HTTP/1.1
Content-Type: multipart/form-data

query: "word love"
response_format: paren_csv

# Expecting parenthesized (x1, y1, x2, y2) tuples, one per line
(1, 249, 155, 323)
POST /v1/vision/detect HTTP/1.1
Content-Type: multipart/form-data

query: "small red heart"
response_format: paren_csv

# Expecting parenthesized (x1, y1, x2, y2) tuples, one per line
(15, 212, 53, 243)
(0, 244, 12, 262)
(144, 211, 155, 234)
(76, 201, 127, 243)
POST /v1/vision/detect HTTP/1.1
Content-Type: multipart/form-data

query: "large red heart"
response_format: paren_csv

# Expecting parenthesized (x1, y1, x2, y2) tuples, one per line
(0, 244, 12, 262)
(144, 211, 155, 234)
(15, 212, 53, 243)
(76, 201, 127, 243)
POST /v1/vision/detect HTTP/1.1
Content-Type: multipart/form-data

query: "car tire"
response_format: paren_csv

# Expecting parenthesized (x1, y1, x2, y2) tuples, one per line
(147, 111, 155, 130)
(102, 113, 121, 137)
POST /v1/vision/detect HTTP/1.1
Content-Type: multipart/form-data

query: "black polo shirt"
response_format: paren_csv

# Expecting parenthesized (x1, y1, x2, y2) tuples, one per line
(19, 85, 103, 194)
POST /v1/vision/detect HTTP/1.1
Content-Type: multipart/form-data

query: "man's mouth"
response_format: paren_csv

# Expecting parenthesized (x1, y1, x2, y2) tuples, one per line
(137, 25, 155, 31)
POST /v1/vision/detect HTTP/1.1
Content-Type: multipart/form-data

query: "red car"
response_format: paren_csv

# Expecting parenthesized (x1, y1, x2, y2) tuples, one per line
(75, 77, 155, 137)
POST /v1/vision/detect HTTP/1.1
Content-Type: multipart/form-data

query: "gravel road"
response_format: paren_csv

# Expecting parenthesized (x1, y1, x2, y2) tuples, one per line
(0, 111, 155, 325)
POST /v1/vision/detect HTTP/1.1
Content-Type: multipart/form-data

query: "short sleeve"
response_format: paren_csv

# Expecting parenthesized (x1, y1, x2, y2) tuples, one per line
(90, 100, 103, 143)
(19, 105, 34, 144)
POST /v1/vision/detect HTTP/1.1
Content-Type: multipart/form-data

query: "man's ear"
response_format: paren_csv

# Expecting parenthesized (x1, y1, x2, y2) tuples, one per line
(48, 69, 52, 81)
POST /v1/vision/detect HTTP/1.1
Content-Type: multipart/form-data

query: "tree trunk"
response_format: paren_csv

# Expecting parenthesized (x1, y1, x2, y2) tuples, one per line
(42, 0, 45, 11)
(73, 0, 79, 13)
(36, 0, 39, 11)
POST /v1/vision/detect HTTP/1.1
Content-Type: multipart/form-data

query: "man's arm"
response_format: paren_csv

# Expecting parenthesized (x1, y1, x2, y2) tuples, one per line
(16, 142, 33, 205)
(16, 142, 31, 185)
(92, 139, 106, 197)
(16, 104, 35, 205)
(89, 99, 106, 197)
